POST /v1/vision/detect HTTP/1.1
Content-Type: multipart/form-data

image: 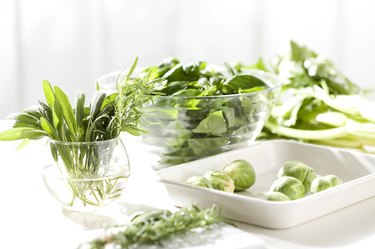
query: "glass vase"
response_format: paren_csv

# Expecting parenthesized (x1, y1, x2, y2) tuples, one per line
(42, 136, 130, 212)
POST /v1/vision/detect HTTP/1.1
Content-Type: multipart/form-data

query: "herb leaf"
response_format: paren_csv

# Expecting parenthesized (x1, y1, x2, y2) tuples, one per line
(54, 86, 77, 139)
(42, 80, 55, 107)
(0, 127, 45, 141)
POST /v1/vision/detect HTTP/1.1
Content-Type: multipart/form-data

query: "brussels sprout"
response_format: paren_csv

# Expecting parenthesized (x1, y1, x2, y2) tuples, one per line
(260, 191, 291, 202)
(324, 174, 342, 187)
(223, 159, 256, 191)
(277, 160, 317, 192)
(270, 176, 305, 200)
(310, 175, 342, 193)
(310, 176, 331, 193)
(203, 170, 235, 193)
(186, 176, 213, 189)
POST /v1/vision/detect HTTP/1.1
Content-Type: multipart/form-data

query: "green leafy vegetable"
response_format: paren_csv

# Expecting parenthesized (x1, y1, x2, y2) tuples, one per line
(247, 41, 375, 152)
(192, 110, 227, 134)
(139, 58, 274, 166)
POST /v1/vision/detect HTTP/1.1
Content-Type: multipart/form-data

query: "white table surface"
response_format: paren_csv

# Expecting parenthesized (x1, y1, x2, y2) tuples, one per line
(1, 120, 375, 249)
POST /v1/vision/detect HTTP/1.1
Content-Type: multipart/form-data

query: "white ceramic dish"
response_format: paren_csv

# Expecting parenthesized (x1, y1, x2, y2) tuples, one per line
(157, 140, 375, 229)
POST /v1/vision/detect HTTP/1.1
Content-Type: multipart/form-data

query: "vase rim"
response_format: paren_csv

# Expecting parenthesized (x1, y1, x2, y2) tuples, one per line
(48, 136, 121, 145)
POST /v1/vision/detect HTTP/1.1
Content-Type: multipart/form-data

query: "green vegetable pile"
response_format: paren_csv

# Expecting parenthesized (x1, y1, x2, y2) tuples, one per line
(80, 205, 226, 249)
(262, 160, 342, 201)
(243, 41, 375, 151)
(145, 58, 268, 96)
(139, 58, 278, 166)
(186, 159, 256, 193)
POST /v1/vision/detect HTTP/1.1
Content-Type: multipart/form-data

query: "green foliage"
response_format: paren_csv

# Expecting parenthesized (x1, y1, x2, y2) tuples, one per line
(249, 41, 375, 152)
(0, 57, 158, 143)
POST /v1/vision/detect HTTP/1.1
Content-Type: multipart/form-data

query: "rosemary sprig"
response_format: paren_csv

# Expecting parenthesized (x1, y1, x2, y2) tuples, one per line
(81, 205, 227, 249)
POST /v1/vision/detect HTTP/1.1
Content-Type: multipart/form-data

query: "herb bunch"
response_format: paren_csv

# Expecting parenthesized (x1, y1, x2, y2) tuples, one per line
(0, 57, 157, 143)
(82, 205, 226, 249)
(0, 58, 160, 207)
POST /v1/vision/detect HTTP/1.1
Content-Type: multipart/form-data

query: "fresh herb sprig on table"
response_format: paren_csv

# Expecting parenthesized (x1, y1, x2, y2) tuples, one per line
(244, 41, 375, 151)
(81, 205, 227, 249)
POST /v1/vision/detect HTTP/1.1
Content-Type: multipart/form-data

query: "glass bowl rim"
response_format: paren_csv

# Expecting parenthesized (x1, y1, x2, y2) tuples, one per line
(97, 69, 282, 100)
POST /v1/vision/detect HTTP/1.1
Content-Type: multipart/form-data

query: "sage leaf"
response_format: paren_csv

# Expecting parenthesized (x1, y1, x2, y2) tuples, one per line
(89, 91, 106, 118)
(54, 86, 77, 137)
(75, 91, 85, 140)
(42, 80, 55, 107)
(53, 98, 64, 132)
(13, 113, 40, 128)
(0, 127, 45, 141)
(40, 117, 58, 139)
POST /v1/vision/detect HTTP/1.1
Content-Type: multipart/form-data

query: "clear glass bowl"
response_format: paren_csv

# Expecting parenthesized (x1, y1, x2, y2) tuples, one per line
(42, 136, 130, 211)
(141, 71, 281, 168)
(97, 70, 281, 169)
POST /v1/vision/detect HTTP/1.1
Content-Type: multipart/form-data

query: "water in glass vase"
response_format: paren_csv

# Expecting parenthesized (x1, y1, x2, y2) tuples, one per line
(42, 136, 130, 212)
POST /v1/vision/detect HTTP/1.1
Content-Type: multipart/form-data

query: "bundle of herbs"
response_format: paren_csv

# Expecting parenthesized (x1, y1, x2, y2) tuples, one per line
(80, 205, 227, 249)
(0, 58, 160, 207)
(241, 41, 375, 151)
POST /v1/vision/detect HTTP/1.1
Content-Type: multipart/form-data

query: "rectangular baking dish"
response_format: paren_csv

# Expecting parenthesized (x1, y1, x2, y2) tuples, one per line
(157, 140, 375, 229)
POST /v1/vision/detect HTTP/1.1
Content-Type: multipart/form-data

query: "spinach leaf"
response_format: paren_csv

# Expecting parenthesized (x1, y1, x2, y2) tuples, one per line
(188, 137, 228, 156)
(224, 74, 266, 93)
(192, 110, 227, 134)
(163, 62, 206, 83)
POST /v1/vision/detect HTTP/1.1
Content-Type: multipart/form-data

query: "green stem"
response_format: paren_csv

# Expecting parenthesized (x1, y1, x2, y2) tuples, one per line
(265, 121, 348, 140)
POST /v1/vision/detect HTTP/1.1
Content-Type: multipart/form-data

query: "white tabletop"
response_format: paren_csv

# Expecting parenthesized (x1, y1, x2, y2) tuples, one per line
(1, 120, 375, 249)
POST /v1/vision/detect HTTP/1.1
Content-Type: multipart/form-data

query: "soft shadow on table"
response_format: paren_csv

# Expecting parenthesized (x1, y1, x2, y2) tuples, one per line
(237, 196, 375, 247)
(63, 201, 157, 229)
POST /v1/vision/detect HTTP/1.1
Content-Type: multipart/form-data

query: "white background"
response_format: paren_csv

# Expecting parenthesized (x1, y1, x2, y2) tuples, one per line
(1, 0, 375, 117)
